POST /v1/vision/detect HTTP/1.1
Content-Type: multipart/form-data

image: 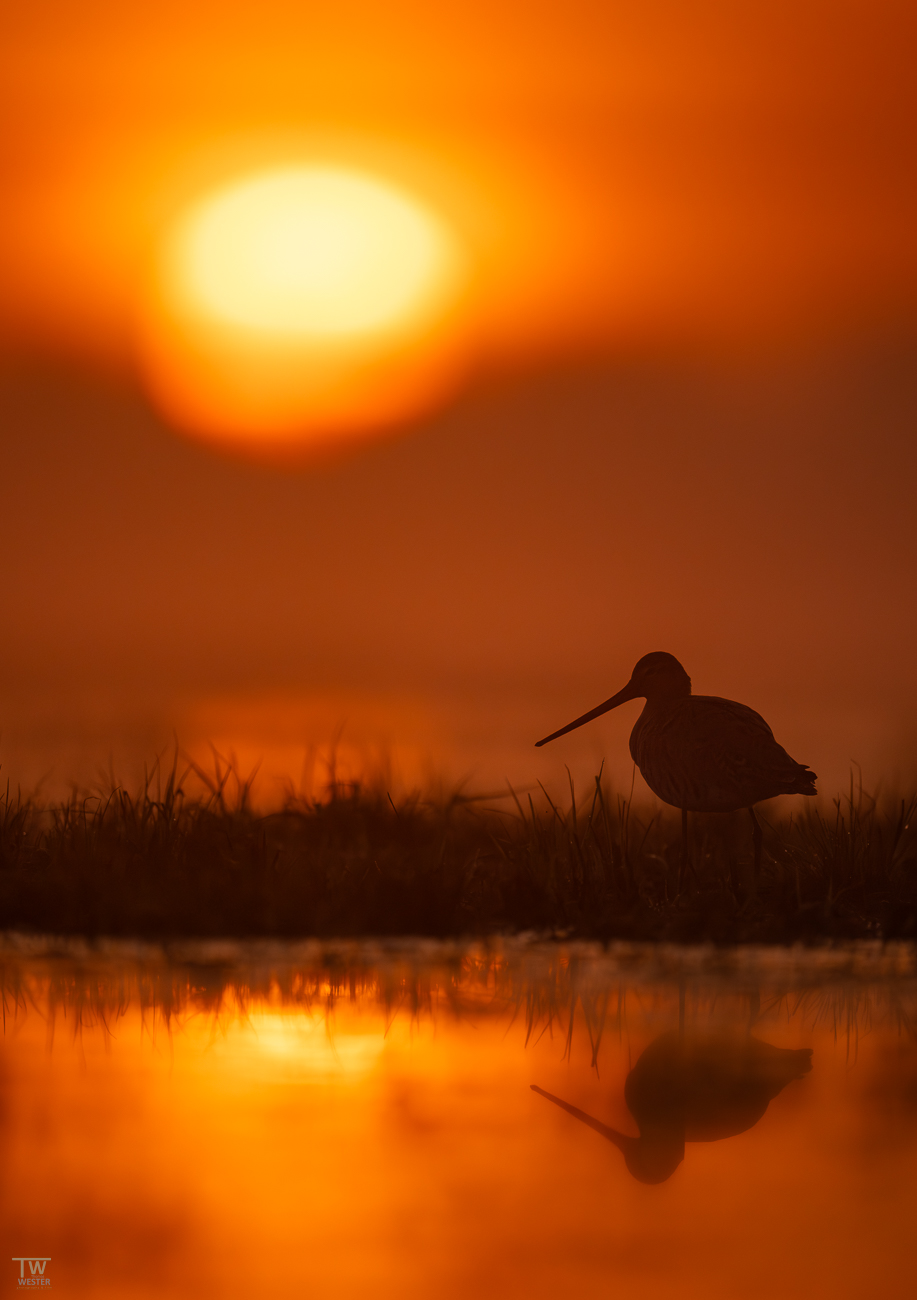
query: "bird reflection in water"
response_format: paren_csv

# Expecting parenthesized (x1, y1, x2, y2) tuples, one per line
(532, 1032, 812, 1183)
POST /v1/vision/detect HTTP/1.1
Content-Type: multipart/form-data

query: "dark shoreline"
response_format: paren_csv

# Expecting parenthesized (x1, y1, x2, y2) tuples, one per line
(1, 775, 915, 944)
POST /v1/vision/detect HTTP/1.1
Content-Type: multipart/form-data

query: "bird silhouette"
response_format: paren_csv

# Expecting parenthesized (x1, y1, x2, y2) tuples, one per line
(532, 1030, 813, 1184)
(535, 650, 816, 881)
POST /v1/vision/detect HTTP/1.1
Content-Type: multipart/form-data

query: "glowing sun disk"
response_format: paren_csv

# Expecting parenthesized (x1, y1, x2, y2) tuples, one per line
(167, 166, 459, 340)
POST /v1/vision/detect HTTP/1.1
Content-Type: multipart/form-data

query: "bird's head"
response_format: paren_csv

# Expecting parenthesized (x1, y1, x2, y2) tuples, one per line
(627, 652, 692, 703)
(535, 651, 691, 747)
(530, 1084, 685, 1184)
(622, 1134, 686, 1184)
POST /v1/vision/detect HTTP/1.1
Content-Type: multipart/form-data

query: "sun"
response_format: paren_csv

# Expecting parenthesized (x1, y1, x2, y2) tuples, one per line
(137, 163, 468, 456)
(171, 167, 458, 340)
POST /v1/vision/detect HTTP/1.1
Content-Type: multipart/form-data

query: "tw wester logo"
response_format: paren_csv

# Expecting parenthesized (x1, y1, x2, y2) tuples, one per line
(11, 1260, 50, 1288)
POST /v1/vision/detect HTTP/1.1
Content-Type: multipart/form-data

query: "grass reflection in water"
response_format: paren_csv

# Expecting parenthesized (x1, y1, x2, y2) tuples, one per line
(0, 940, 914, 1298)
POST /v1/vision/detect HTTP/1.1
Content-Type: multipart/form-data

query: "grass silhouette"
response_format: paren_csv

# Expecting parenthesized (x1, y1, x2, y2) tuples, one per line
(0, 754, 914, 942)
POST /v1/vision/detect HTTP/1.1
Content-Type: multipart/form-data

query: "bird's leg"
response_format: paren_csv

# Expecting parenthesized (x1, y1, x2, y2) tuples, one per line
(679, 808, 689, 893)
(748, 806, 763, 884)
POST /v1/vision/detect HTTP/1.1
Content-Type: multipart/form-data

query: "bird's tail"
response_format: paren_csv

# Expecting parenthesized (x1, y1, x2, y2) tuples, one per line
(794, 765, 817, 796)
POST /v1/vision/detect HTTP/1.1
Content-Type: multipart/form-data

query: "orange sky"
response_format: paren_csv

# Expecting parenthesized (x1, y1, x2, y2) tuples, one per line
(1, 0, 916, 799)
(3, 0, 915, 359)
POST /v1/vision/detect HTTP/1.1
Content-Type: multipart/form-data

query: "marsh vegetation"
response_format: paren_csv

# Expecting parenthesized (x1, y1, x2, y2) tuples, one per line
(0, 756, 914, 942)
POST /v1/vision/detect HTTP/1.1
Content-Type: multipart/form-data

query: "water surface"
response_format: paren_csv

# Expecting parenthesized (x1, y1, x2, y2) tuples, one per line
(1, 938, 915, 1298)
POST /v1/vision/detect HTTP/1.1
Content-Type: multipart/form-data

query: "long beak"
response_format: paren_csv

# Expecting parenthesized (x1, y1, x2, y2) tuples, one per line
(535, 680, 640, 747)
(530, 1085, 637, 1156)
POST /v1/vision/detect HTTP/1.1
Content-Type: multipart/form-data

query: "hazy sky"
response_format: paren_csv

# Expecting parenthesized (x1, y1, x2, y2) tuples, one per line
(3, 345, 915, 800)
(1, 0, 915, 800)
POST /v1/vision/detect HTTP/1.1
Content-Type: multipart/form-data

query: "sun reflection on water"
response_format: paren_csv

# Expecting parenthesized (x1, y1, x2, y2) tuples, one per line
(214, 1009, 386, 1079)
(0, 941, 915, 1299)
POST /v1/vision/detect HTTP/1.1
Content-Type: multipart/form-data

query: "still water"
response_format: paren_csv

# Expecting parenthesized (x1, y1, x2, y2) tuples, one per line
(1, 937, 915, 1298)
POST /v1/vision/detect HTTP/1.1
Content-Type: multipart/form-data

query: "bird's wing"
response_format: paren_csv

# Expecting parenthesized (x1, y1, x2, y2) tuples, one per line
(661, 697, 805, 802)
(686, 696, 773, 743)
